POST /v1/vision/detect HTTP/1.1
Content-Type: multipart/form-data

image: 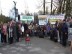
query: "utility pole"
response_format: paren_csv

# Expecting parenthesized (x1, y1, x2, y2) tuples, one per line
(51, 0, 53, 14)
(13, 1, 16, 21)
(43, 0, 45, 15)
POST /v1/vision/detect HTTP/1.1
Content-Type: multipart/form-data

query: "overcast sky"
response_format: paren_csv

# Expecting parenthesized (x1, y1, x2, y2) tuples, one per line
(0, 0, 53, 16)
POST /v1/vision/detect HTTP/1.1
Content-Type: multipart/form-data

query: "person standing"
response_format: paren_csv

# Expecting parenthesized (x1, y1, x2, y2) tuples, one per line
(1, 22, 4, 43)
(28, 23, 34, 37)
(8, 23, 13, 44)
(21, 24, 24, 38)
(58, 21, 63, 44)
(0, 23, 1, 44)
(46, 24, 51, 37)
(53, 21, 58, 42)
(43, 25, 46, 36)
(50, 25, 54, 40)
(2, 23, 7, 43)
(16, 22, 22, 42)
(68, 18, 72, 50)
(7, 22, 10, 43)
(12, 21, 17, 43)
(16, 23, 19, 42)
(24, 23, 28, 37)
(53, 25, 58, 42)
(62, 20, 68, 46)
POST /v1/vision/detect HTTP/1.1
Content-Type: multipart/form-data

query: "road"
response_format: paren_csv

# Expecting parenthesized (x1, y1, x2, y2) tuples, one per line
(0, 37, 72, 54)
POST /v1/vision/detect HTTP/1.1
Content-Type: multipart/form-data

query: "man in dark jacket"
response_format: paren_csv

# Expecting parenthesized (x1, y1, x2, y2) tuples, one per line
(12, 22, 17, 42)
(62, 20, 68, 46)
(24, 23, 28, 36)
(16, 23, 20, 42)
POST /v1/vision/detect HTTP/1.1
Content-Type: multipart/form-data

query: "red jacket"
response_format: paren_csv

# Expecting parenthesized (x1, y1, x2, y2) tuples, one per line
(25, 37, 30, 41)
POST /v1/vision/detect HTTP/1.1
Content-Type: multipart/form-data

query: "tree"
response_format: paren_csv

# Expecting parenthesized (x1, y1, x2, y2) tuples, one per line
(34, 13, 38, 24)
(65, 0, 71, 18)
(46, 6, 48, 14)
(52, 8, 56, 15)
(57, 0, 63, 14)
(57, 0, 72, 18)
(38, 10, 43, 15)
(0, 15, 11, 23)
(70, 0, 72, 17)
(62, 0, 66, 14)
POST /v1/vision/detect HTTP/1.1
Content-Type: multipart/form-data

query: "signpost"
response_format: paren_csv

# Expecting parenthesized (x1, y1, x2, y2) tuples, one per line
(38, 15, 47, 25)
(38, 14, 64, 25)
(47, 14, 65, 24)
(20, 15, 34, 24)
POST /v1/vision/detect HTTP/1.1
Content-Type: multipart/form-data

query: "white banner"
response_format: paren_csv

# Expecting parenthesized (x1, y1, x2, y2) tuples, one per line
(38, 15, 47, 25)
(47, 14, 65, 24)
(39, 20, 47, 25)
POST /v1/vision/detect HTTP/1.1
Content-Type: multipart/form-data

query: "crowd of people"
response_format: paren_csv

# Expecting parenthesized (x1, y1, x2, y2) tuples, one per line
(0, 20, 42, 45)
(0, 18, 72, 50)
(26, 17, 72, 50)
(0, 20, 31, 44)
(42, 18, 72, 50)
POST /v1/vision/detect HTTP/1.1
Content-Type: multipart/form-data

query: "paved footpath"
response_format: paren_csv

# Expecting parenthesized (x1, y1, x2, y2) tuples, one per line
(0, 37, 72, 54)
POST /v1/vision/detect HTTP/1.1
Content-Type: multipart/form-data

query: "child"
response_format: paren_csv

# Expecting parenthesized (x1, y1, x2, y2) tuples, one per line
(25, 34, 31, 46)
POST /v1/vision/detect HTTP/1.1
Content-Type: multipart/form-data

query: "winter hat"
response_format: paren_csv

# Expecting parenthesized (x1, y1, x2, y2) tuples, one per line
(27, 34, 29, 37)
